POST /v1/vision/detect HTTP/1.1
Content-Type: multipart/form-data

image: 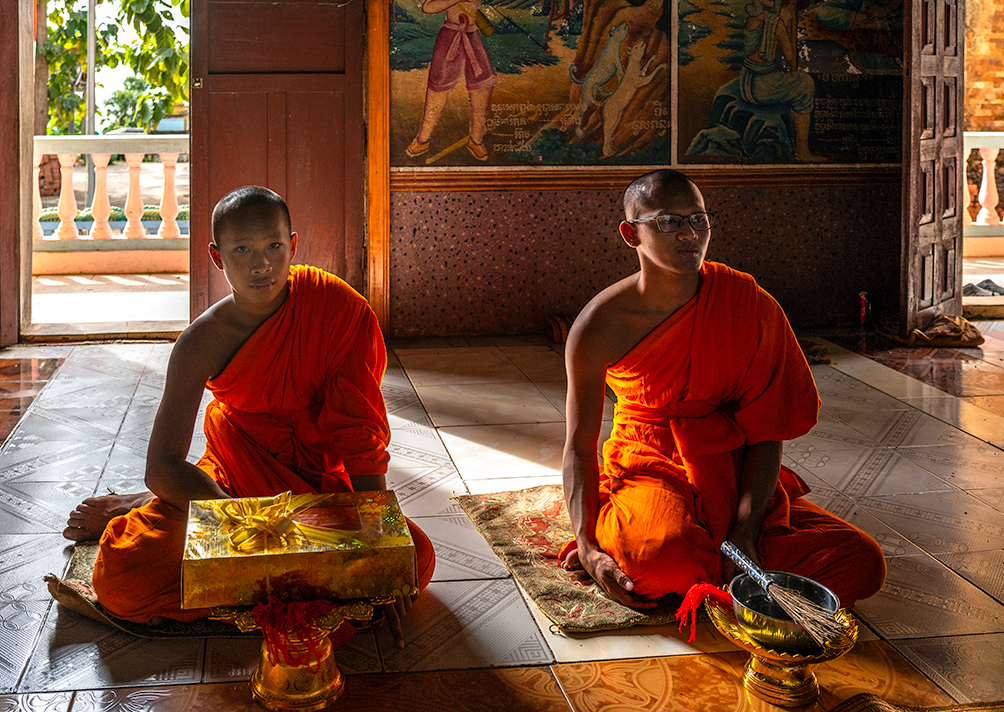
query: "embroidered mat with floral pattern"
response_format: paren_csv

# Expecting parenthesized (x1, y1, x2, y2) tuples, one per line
(455, 484, 679, 633)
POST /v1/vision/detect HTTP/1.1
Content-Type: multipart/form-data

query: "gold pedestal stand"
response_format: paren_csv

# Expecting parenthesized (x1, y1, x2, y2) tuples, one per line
(706, 601, 858, 707)
(250, 628, 344, 712)
(214, 599, 385, 712)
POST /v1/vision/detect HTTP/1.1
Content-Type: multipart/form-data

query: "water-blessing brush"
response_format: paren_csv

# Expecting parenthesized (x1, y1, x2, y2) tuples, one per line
(720, 541, 846, 648)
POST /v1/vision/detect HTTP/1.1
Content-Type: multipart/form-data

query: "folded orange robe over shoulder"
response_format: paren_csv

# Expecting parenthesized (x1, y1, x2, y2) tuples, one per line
(94, 266, 435, 622)
(562, 261, 885, 606)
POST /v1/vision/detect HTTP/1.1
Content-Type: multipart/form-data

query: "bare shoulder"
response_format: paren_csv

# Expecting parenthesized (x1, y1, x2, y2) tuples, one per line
(568, 275, 643, 370)
(169, 297, 253, 383)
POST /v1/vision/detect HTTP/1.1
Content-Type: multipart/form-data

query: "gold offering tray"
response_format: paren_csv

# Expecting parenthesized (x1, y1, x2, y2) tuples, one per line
(706, 600, 858, 707)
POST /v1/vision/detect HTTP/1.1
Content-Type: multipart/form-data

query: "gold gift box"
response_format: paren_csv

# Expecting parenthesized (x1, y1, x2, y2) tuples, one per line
(182, 490, 416, 609)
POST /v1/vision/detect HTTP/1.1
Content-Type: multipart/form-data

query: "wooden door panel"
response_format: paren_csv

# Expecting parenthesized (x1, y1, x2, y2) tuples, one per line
(902, 0, 964, 332)
(191, 0, 365, 320)
(283, 91, 349, 279)
(207, 2, 347, 74)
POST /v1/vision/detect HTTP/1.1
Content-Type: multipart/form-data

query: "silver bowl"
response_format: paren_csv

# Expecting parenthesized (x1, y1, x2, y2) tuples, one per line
(730, 572, 840, 653)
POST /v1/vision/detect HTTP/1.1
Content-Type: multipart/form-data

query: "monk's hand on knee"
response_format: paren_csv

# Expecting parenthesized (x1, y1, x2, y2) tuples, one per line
(581, 549, 656, 610)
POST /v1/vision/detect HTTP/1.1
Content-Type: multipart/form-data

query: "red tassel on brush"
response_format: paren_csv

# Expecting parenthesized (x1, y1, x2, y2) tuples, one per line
(676, 583, 733, 643)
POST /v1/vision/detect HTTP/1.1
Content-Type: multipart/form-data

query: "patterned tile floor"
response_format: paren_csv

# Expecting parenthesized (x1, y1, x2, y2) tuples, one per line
(1, 331, 1003, 711)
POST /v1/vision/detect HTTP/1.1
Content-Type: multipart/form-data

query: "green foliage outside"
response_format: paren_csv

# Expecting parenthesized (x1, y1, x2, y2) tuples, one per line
(102, 75, 173, 131)
(40, 0, 189, 134)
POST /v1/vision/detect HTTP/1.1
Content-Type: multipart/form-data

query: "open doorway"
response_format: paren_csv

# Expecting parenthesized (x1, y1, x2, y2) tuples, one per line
(959, 0, 1004, 319)
(25, 0, 190, 339)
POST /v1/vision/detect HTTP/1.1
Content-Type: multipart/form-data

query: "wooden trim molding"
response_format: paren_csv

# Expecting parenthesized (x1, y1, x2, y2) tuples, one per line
(390, 165, 903, 192)
(366, 0, 391, 330)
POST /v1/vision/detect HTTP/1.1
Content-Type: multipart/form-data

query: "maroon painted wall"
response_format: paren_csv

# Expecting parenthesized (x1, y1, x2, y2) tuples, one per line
(389, 182, 902, 337)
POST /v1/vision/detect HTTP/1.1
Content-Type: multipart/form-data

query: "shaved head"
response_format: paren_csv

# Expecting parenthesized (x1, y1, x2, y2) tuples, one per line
(212, 186, 291, 245)
(623, 170, 702, 220)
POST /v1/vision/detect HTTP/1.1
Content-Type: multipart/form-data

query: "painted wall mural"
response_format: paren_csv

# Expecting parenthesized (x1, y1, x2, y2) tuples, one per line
(390, 0, 904, 168)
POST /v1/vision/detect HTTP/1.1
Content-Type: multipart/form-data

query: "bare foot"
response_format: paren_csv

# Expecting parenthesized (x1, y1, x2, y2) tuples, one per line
(560, 543, 583, 571)
(63, 491, 155, 542)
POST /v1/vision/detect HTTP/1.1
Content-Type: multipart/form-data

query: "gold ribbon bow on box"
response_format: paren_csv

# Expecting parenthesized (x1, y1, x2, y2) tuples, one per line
(215, 491, 360, 553)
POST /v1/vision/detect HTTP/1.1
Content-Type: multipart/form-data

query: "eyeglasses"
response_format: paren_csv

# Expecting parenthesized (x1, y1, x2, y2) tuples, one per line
(627, 211, 715, 233)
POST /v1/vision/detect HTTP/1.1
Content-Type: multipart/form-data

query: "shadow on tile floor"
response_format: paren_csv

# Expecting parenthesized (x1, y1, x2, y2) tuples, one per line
(2, 337, 1004, 708)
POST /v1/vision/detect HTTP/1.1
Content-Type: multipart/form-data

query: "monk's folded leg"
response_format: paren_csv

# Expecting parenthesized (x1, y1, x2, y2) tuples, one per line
(758, 497, 886, 607)
(93, 497, 211, 623)
(407, 517, 436, 592)
(596, 475, 719, 600)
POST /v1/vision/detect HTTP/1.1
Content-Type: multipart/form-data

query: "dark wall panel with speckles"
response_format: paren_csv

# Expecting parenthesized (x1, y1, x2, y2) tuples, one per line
(389, 182, 901, 337)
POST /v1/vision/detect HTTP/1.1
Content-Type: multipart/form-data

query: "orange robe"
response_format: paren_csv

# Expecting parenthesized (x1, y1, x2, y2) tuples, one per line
(565, 261, 885, 607)
(93, 266, 436, 622)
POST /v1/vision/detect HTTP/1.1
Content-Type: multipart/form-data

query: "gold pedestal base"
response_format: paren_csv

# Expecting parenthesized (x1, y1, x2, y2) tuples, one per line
(249, 633, 344, 712)
(706, 601, 858, 708)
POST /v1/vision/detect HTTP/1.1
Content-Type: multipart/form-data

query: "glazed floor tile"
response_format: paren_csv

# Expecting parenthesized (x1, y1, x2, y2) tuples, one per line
(785, 412, 881, 456)
(0, 534, 71, 601)
(202, 630, 381, 682)
(891, 633, 1004, 703)
(19, 607, 205, 693)
(854, 489, 1004, 555)
(464, 474, 563, 495)
(0, 600, 53, 694)
(410, 515, 509, 582)
(959, 394, 1004, 419)
(895, 395, 1004, 443)
(414, 381, 564, 427)
(515, 584, 735, 664)
(395, 347, 530, 386)
(834, 407, 993, 449)
(498, 345, 567, 382)
(813, 364, 914, 414)
(0, 691, 72, 711)
(59, 667, 572, 712)
(375, 579, 553, 672)
(387, 465, 468, 518)
(785, 446, 957, 498)
(932, 549, 1004, 602)
(0, 481, 99, 535)
(550, 640, 953, 712)
(0, 441, 113, 483)
(891, 442, 1004, 490)
(533, 380, 616, 421)
(970, 487, 1004, 512)
(797, 484, 929, 558)
(0, 359, 61, 382)
(438, 422, 566, 482)
(852, 554, 1004, 639)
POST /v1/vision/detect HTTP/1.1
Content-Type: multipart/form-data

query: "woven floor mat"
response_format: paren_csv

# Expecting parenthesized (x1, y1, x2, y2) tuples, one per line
(45, 542, 254, 639)
(455, 484, 679, 633)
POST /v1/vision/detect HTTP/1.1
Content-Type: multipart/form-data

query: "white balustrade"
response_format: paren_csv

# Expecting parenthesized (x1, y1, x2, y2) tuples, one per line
(964, 132, 1004, 231)
(32, 135, 190, 243)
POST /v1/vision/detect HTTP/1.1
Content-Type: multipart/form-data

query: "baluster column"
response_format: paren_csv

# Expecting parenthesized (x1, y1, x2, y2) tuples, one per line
(32, 153, 44, 240)
(54, 153, 79, 240)
(977, 147, 1001, 226)
(123, 152, 147, 238)
(90, 153, 113, 239)
(158, 152, 181, 239)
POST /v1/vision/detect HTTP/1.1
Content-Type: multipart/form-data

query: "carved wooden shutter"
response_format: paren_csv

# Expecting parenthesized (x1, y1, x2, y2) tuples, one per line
(901, 0, 964, 332)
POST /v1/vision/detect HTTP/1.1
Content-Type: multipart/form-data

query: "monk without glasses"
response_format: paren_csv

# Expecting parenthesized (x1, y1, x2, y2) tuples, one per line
(63, 186, 435, 647)
(559, 169, 885, 610)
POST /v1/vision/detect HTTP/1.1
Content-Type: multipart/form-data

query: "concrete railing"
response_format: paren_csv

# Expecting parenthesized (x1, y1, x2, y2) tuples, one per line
(32, 134, 190, 241)
(962, 132, 1003, 257)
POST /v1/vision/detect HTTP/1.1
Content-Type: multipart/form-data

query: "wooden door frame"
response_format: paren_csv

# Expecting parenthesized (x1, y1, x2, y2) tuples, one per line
(366, 0, 390, 330)
(0, 0, 34, 346)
